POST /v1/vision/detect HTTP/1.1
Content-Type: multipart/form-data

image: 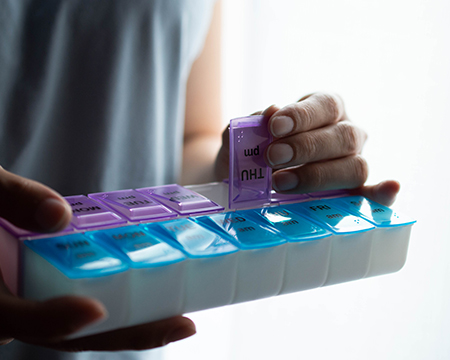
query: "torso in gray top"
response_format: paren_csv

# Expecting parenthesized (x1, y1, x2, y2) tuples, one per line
(0, 0, 215, 359)
(0, 0, 215, 196)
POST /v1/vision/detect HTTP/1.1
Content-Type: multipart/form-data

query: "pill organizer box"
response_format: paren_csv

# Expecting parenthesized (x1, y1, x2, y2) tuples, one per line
(0, 116, 416, 338)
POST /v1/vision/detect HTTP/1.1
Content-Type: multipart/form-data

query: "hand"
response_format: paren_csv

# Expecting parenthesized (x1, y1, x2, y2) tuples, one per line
(215, 92, 400, 206)
(263, 93, 400, 206)
(0, 167, 196, 350)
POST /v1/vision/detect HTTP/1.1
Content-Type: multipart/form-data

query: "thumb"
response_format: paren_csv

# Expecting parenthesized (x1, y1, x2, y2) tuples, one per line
(0, 166, 72, 232)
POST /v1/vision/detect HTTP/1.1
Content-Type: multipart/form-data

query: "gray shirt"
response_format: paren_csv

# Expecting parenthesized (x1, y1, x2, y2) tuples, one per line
(0, 0, 215, 358)
(0, 0, 215, 196)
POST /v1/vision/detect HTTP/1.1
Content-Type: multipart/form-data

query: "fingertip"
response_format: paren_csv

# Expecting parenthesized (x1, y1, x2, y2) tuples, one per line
(164, 318, 197, 345)
(35, 198, 72, 232)
(39, 296, 108, 336)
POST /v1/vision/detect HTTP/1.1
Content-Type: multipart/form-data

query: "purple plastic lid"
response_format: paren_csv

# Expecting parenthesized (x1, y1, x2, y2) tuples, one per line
(89, 190, 176, 221)
(65, 195, 126, 229)
(0, 217, 73, 238)
(228, 115, 272, 209)
(270, 190, 310, 204)
(136, 184, 224, 215)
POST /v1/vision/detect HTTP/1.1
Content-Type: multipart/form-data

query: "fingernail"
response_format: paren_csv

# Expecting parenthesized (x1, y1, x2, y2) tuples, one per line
(35, 198, 71, 231)
(164, 325, 196, 345)
(273, 172, 298, 192)
(267, 144, 294, 166)
(270, 116, 294, 137)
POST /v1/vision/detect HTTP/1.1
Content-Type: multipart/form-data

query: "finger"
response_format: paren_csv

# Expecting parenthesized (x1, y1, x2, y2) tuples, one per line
(265, 120, 367, 168)
(0, 167, 72, 232)
(350, 180, 401, 207)
(272, 155, 368, 193)
(0, 290, 107, 342)
(268, 92, 346, 138)
(51, 316, 196, 352)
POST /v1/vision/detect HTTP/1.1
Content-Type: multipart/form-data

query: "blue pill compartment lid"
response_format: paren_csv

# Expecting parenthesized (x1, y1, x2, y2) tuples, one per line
(136, 184, 223, 215)
(241, 207, 332, 242)
(286, 200, 375, 234)
(143, 218, 238, 258)
(195, 212, 286, 250)
(24, 234, 128, 279)
(88, 190, 176, 221)
(328, 196, 416, 227)
(86, 225, 185, 268)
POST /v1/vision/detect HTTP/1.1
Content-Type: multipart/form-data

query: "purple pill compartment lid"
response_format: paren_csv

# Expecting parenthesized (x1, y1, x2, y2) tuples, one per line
(65, 195, 126, 229)
(88, 190, 176, 221)
(228, 115, 272, 209)
(136, 184, 224, 215)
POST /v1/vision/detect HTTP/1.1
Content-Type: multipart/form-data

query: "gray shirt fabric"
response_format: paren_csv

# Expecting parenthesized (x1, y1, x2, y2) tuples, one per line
(0, 0, 215, 196)
(0, 0, 215, 358)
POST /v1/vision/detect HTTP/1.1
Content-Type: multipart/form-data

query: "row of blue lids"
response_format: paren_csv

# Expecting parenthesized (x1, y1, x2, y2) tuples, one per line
(24, 195, 415, 279)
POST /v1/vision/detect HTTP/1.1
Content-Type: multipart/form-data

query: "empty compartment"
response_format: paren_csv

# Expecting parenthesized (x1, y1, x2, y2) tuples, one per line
(144, 218, 239, 313)
(87, 225, 186, 326)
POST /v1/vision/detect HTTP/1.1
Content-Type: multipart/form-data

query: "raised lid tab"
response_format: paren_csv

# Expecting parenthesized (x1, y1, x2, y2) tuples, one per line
(243, 207, 331, 242)
(270, 191, 310, 205)
(286, 200, 375, 234)
(229, 115, 272, 209)
(24, 234, 128, 279)
(136, 184, 223, 215)
(144, 218, 238, 258)
(196, 212, 286, 250)
(87, 225, 185, 268)
(65, 195, 126, 229)
(329, 196, 416, 227)
(89, 190, 175, 221)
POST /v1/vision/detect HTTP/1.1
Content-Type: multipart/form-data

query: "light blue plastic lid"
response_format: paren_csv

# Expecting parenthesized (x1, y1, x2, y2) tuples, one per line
(286, 200, 375, 234)
(87, 225, 185, 268)
(136, 184, 223, 215)
(65, 195, 126, 229)
(241, 207, 332, 242)
(144, 218, 238, 258)
(88, 190, 176, 221)
(328, 196, 416, 227)
(24, 234, 128, 279)
(195, 212, 286, 250)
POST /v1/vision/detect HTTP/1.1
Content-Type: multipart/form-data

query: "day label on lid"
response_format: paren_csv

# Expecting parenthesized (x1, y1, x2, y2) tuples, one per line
(329, 196, 416, 227)
(229, 116, 272, 209)
(196, 212, 285, 250)
(65, 195, 126, 229)
(89, 190, 175, 221)
(287, 201, 375, 234)
(136, 184, 223, 215)
(24, 234, 128, 279)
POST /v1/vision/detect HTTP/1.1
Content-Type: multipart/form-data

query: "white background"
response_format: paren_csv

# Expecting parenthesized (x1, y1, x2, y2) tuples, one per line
(163, 1, 450, 359)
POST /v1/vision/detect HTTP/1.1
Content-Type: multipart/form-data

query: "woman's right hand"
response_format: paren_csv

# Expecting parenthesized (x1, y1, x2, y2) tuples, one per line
(0, 167, 196, 351)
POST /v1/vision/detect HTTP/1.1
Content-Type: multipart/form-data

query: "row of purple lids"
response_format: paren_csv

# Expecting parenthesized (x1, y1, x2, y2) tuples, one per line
(0, 183, 350, 238)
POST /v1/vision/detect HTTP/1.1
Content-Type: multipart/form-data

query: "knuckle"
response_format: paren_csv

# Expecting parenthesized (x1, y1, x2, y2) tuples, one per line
(298, 134, 319, 161)
(337, 122, 360, 154)
(306, 164, 326, 191)
(294, 102, 316, 130)
(315, 92, 341, 122)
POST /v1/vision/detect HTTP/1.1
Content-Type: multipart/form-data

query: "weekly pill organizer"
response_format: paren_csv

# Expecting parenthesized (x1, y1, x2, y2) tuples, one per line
(0, 116, 415, 338)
